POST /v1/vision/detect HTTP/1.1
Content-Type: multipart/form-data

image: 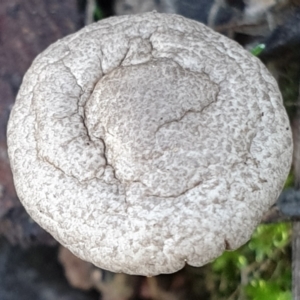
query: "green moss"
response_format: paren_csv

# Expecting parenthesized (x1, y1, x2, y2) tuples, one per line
(208, 223, 292, 300)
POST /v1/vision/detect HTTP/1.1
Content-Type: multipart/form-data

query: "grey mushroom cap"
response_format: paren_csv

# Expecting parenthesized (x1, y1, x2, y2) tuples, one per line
(7, 12, 292, 276)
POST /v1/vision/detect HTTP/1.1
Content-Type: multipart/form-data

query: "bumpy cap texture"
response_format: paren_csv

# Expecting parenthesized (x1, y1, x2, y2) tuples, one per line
(7, 12, 292, 276)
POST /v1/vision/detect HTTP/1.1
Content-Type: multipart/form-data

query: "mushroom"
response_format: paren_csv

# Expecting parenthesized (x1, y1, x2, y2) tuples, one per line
(7, 12, 293, 276)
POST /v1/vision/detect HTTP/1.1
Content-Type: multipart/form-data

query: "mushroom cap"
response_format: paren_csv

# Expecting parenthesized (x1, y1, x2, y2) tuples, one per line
(7, 12, 292, 276)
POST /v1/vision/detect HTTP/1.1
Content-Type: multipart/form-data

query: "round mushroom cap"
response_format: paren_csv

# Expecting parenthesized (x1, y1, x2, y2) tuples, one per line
(7, 12, 293, 276)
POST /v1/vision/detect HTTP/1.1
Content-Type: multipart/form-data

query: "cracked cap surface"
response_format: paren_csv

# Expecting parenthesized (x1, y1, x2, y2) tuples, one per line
(7, 12, 293, 276)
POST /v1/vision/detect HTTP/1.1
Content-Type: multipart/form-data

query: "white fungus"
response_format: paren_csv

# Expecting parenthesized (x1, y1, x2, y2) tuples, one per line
(7, 12, 293, 276)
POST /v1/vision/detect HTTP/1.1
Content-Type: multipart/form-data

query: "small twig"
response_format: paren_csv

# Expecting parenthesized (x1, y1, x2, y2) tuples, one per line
(85, 0, 96, 25)
(293, 222, 300, 299)
(227, 286, 240, 300)
(292, 81, 300, 300)
(146, 277, 177, 300)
